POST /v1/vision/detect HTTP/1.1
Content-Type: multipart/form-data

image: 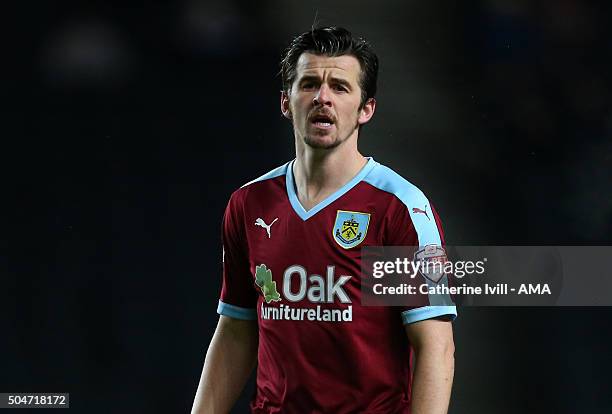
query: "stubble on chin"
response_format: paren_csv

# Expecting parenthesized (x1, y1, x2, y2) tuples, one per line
(303, 133, 342, 150)
(302, 120, 360, 150)
(297, 120, 341, 150)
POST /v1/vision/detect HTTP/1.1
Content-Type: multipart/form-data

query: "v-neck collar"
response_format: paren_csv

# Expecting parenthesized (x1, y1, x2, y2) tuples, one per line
(285, 157, 378, 221)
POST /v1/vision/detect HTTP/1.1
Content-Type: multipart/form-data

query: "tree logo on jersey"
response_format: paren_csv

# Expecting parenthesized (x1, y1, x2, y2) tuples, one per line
(255, 264, 281, 303)
(332, 210, 371, 249)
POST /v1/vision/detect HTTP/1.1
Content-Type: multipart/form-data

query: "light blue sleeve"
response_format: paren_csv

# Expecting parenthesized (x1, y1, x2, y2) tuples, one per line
(217, 300, 257, 320)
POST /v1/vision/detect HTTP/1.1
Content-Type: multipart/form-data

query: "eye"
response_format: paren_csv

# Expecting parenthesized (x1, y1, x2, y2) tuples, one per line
(333, 84, 348, 92)
(301, 82, 316, 90)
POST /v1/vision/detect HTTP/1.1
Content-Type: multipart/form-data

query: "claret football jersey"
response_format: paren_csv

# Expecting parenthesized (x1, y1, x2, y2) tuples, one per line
(218, 157, 457, 414)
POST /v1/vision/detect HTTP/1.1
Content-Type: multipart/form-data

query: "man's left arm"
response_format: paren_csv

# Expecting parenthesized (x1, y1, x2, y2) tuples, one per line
(404, 318, 455, 414)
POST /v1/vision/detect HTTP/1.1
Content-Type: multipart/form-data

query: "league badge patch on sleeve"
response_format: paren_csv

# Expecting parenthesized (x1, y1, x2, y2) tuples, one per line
(333, 210, 371, 249)
(414, 245, 448, 283)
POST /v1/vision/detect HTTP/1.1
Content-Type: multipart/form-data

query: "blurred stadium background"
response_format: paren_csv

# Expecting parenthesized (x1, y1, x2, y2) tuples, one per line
(5, 0, 612, 412)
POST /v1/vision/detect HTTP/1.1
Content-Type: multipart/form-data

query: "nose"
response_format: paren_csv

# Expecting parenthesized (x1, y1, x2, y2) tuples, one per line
(313, 84, 332, 107)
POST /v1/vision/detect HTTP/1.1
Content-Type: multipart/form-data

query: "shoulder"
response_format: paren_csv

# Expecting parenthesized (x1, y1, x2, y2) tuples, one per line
(363, 161, 432, 210)
(227, 161, 291, 207)
(240, 161, 290, 189)
(364, 160, 444, 246)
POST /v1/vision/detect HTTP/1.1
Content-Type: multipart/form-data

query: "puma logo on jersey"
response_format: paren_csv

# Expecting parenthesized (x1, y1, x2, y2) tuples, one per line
(255, 217, 278, 238)
(412, 206, 430, 221)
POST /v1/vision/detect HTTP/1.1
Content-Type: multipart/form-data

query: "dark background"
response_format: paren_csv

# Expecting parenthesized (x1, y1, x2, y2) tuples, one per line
(5, 1, 612, 413)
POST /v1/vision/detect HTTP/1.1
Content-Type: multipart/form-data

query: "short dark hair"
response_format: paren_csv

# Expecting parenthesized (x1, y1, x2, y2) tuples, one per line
(280, 26, 379, 108)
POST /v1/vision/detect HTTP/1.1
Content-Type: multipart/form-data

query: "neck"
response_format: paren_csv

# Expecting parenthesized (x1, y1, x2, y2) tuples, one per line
(293, 133, 366, 211)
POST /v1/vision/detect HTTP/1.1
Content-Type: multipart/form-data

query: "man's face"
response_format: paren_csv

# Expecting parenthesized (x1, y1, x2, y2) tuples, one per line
(281, 53, 375, 150)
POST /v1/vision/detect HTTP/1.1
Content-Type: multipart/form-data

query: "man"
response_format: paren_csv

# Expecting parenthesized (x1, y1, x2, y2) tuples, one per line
(192, 26, 456, 414)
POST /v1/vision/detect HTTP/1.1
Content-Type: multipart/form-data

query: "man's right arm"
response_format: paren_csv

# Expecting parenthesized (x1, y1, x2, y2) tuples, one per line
(191, 315, 258, 414)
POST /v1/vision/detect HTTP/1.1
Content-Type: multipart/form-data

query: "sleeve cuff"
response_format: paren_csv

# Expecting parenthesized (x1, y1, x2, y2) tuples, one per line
(401, 305, 457, 325)
(217, 300, 257, 320)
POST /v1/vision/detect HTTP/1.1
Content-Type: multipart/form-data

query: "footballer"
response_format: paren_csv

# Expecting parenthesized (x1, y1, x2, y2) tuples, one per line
(191, 26, 456, 414)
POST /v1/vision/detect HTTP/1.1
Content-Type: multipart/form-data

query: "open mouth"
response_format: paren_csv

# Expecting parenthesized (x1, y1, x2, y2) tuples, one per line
(310, 113, 335, 128)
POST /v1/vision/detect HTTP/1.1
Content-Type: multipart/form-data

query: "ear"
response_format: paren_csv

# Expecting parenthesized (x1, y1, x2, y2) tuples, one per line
(358, 98, 376, 125)
(280, 90, 292, 119)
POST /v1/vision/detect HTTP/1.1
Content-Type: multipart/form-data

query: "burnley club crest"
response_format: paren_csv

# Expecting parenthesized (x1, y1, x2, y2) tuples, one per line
(333, 210, 371, 249)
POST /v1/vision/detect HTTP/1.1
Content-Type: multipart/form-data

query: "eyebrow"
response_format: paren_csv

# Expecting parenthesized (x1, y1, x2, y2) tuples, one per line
(298, 75, 353, 89)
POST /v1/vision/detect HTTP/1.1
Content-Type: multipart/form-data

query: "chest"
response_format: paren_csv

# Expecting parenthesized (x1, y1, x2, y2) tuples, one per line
(245, 202, 383, 304)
